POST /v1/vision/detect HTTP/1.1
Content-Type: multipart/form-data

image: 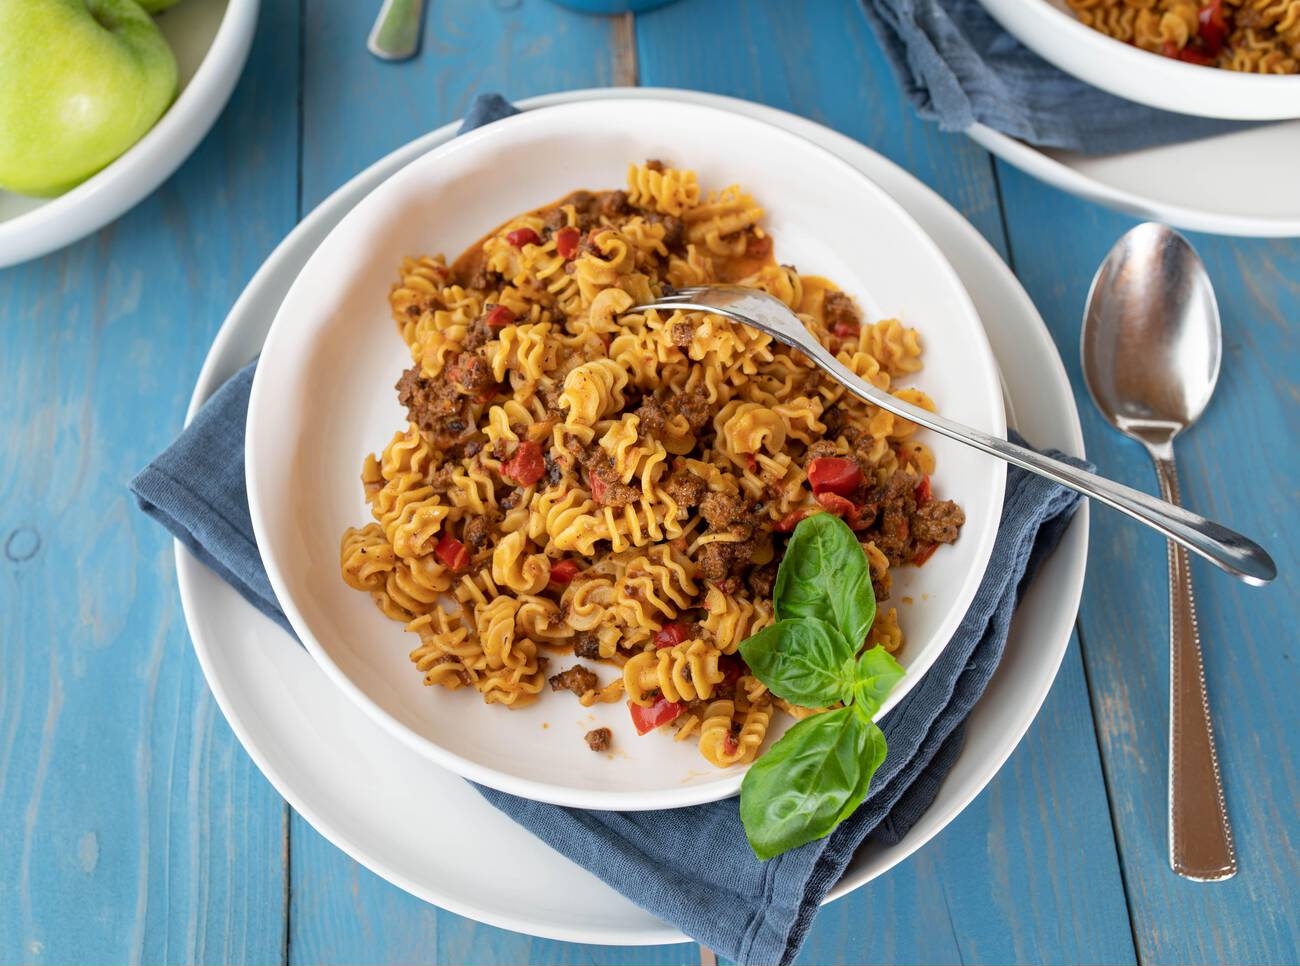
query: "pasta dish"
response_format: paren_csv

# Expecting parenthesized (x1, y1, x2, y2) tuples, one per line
(339, 161, 965, 767)
(1064, 0, 1300, 72)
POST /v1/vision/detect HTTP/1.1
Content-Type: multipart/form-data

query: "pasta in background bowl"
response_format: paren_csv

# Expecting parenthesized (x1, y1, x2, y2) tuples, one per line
(246, 100, 1006, 810)
(977, 0, 1300, 119)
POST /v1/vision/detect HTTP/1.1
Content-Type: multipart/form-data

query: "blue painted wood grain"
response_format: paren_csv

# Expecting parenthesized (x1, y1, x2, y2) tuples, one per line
(993, 168, 1300, 965)
(0, 1, 300, 962)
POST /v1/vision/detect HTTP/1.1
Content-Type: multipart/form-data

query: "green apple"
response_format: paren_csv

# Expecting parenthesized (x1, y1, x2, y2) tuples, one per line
(136, 0, 185, 12)
(0, 0, 179, 196)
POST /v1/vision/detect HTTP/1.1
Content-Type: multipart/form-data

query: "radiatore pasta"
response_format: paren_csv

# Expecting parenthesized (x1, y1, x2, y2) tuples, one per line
(1064, 0, 1300, 73)
(339, 161, 966, 767)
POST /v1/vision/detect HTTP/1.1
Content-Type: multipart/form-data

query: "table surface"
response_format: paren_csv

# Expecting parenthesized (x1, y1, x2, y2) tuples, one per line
(2, 1, 1297, 963)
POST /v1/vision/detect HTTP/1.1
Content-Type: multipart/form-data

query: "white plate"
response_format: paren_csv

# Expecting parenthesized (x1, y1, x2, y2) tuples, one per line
(176, 88, 1087, 945)
(978, 0, 1300, 120)
(970, 121, 1300, 237)
(244, 98, 1008, 810)
(0, 0, 258, 268)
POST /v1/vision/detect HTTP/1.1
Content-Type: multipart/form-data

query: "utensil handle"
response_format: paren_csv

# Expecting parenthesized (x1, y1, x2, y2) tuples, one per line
(806, 346, 1276, 585)
(368, 0, 425, 61)
(1153, 453, 1237, 880)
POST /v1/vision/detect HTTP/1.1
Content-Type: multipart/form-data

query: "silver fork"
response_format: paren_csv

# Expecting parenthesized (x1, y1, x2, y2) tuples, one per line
(632, 285, 1275, 586)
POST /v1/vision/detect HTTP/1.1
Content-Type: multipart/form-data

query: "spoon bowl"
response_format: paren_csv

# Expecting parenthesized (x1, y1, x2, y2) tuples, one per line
(1082, 224, 1222, 448)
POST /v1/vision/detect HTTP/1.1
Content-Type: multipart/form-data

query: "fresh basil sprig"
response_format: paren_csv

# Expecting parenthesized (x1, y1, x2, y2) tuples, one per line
(738, 512, 903, 860)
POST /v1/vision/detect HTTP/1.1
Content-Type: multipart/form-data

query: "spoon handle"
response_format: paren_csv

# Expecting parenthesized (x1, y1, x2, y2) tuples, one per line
(368, 0, 425, 61)
(1152, 451, 1237, 880)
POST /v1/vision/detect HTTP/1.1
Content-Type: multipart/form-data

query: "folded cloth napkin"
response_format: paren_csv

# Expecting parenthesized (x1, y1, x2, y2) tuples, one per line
(860, 0, 1253, 152)
(133, 93, 1089, 965)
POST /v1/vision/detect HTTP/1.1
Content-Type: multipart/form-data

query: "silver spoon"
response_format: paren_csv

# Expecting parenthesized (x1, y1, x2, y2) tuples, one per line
(368, 0, 425, 61)
(1081, 222, 1236, 881)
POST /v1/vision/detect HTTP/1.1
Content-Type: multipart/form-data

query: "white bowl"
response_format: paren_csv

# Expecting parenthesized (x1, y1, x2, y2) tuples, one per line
(0, 0, 258, 269)
(245, 98, 1007, 810)
(978, 0, 1300, 120)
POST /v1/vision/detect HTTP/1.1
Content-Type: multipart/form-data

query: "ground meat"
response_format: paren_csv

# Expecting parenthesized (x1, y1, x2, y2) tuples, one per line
(463, 436, 485, 459)
(669, 386, 714, 433)
(537, 383, 564, 417)
(395, 365, 472, 447)
(823, 290, 860, 332)
(696, 537, 756, 581)
(463, 515, 493, 551)
(573, 632, 601, 660)
(645, 159, 665, 172)
(699, 492, 746, 529)
(427, 463, 456, 494)
(912, 499, 965, 545)
(669, 320, 694, 346)
(549, 664, 598, 696)
(634, 396, 669, 434)
(557, 190, 603, 231)
(820, 406, 846, 440)
(465, 265, 503, 291)
(589, 461, 640, 507)
(865, 473, 917, 565)
(462, 316, 493, 351)
(542, 206, 568, 232)
(446, 353, 495, 397)
(804, 440, 841, 461)
(746, 562, 778, 599)
(601, 190, 630, 218)
(584, 727, 612, 752)
(543, 453, 563, 487)
(664, 470, 707, 508)
(645, 213, 685, 252)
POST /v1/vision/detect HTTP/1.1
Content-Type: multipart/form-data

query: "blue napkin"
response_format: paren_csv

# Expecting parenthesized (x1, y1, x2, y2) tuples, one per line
(132, 94, 1089, 964)
(860, 0, 1253, 152)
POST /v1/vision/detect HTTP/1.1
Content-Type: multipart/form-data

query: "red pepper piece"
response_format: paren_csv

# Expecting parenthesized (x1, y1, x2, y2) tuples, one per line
(719, 653, 746, 686)
(831, 318, 860, 339)
(914, 474, 932, 506)
(485, 304, 515, 329)
(435, 533, 469, 572)
(913, 542, 939, 567)
(722, 732, 739, 757)
(502, 440, 545, 487)
(588, 471, 608, 503)
(774, 508, 818, 532)
(816, 491, 865, 529)
(807, 457, 864, 498)
(653, 622, 692, 650)
(1198, 0, 1227, 53)
(628, 697, 685, 735)
(555, 226, 581, 260)
(743, 453, 759, 473)
(506, 227, 541, 248)
(548, 559, 580, 587)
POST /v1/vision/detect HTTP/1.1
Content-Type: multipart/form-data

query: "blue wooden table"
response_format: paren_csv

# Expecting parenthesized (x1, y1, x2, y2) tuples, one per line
(2, 1, 1297, 963)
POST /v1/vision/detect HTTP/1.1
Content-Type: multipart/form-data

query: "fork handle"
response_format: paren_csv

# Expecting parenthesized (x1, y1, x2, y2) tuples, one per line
(804, 344, 1276, 585)
(1152, 450, 1237, 880)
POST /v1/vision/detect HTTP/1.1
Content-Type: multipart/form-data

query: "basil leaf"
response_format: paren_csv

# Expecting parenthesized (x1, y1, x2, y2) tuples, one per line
(739, 706, 888, 860)
(774, 513, 876, 651)
(740, 618, 857, 708)
(851, 646, 905, 714)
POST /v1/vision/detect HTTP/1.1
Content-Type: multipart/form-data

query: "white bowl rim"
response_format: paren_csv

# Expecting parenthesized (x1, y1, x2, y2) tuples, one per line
(246, 96, 1008, 811)
(978, 0, 1300, 121)
(0, 0, 260, 268)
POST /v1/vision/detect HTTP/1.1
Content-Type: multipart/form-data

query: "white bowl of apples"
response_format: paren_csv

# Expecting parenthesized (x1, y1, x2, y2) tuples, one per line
(0, 0, 258, 269)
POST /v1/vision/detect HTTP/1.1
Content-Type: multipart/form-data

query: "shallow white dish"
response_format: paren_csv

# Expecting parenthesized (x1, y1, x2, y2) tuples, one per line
(969, 120, 1300, 237)
(176, 88, 1087, 944)
(0, 0, 258, 269)
(244, 97, 1007, 810)
(978, 0, 1300, 121)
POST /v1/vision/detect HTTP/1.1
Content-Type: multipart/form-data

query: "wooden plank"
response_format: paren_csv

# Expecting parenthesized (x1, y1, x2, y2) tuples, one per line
(0, 0, 300, 962)
(994, 162, 1300, 964)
